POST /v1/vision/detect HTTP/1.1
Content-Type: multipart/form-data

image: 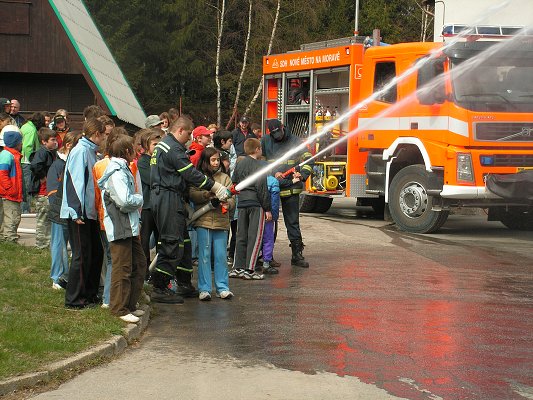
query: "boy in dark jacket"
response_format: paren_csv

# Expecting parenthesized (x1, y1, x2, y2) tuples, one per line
(229, 138, 272, 280)
(138, 128, 162, 279)
(30, 128, 57, 249)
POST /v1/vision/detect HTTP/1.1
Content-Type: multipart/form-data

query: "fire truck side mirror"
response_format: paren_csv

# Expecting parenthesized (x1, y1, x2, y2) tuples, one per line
(416, 58, 446, 105)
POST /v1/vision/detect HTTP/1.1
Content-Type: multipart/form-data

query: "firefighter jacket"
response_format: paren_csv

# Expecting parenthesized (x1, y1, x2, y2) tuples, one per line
(0, 146, 23, 202)
(150, 134, 215, 199)
(98, 157, 143, 242)
(189, 170, 235, 231)
(261, 131, 314, 198)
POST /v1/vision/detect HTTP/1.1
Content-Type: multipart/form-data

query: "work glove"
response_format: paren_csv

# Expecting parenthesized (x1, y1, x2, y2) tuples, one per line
(211, 181, 231, 201)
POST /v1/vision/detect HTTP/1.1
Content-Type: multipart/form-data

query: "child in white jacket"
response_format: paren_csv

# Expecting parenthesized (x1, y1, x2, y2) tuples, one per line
(98, 134, 145, 324)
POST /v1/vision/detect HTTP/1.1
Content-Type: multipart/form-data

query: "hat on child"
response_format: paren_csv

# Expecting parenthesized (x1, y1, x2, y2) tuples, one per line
(0, 98, 11, 107)
(192, 126, 212, 139)
(0, 124, 20, 147)
(145, 115, 163, 128)
(3, 129, 23, 148)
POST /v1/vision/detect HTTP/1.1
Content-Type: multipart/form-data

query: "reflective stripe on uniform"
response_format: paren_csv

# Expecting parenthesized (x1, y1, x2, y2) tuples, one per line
(176, 266, 193, 273)
(155, 267, 173, 277)
(301, 165, 313, 173)
(183, 238, 191, 243)
(198, 176, 208, 188)
(156, 142, 170, 153)
(280, 188, 303, 197)
(302, 152, 312, 159)
(178, 163, 193, 173)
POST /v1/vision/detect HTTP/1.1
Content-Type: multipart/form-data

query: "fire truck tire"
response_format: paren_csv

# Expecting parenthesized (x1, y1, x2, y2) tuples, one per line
(389, 164, 449, 233)
(314, 197, 333, 213)
(299, 194, 318, 213)
(495, 206, 533, 230)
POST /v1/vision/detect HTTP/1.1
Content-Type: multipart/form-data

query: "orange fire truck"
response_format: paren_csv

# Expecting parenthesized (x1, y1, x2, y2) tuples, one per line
(261, 35, 533, 233)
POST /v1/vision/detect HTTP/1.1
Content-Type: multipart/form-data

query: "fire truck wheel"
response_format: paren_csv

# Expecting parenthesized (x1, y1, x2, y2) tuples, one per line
(494, 206, 533, 231)
(389, 164, 449, 233)
(299, 194, 318, 213)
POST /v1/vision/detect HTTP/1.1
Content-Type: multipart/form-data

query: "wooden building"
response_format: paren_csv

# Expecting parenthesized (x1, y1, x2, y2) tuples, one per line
(0, 0, 145, 128)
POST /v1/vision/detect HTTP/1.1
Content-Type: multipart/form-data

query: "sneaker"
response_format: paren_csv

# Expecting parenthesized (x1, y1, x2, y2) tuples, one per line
(216, 290, 234, 299)
(270, 259, 281, 268)
(57, 278, 68, 289)
(101, 303, 110, 309)
(228, 268, 245, 278)
(199, 291, 211, 301)
(132, 309, 145, 317)
(120, 313, 140, 323)
(151, 287, 185, 304)
(52, 282, 63, 290)
(242, 270, 264, 280)
(263, 265, 279, 275)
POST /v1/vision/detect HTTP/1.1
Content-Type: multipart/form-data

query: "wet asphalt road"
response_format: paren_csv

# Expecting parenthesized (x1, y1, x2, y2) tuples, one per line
(31, 199, 533, 399)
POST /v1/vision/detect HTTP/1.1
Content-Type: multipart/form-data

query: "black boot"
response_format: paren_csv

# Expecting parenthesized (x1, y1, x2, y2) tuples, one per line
(290, 240, 309, 268)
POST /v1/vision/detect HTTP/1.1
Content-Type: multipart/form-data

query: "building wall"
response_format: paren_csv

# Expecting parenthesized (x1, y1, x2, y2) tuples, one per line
(0, 0, 80, 74)
(0, 73, 95, 114)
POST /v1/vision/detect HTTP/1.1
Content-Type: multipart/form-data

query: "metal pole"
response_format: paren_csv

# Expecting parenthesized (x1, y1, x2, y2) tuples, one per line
(354, 0, 360, 36)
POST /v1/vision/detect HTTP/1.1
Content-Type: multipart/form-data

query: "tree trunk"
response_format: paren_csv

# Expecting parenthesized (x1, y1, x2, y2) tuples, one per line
(216, 0, 226, 128)
(244, 0, 281, 117)
(226, 0, 253, 130)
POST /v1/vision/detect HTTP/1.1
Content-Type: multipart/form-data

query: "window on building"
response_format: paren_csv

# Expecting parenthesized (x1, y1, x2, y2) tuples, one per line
(0, 1, 31, 35)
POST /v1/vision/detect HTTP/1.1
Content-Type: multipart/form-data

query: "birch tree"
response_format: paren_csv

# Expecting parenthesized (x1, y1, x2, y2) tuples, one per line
(226, 0, 253, 130)
(244, 0, 281, 117)
(215, 0, 226, 127)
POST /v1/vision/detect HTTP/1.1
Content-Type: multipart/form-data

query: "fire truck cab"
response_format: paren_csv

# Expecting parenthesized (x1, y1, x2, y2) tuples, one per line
(262, 34, 533, 233)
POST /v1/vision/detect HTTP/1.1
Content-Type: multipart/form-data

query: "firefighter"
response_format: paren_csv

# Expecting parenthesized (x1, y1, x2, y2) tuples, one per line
(150, 116, 231, 303)
(261, 119, 313, 268)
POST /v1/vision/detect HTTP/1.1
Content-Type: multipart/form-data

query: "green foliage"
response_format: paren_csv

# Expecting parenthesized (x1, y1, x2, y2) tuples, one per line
(0, 242, 122, 380)
(84, 0, 431, 124)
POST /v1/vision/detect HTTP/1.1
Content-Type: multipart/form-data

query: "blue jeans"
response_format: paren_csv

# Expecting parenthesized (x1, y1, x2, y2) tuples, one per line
(196, 228, 229, 294)
(100, 230, 113, 305)
(50, 222, 69, 283)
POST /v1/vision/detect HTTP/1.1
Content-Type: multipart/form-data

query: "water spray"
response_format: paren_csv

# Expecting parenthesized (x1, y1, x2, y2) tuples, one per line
(234, 1, 511, 192)
(302, 25, 533, 167)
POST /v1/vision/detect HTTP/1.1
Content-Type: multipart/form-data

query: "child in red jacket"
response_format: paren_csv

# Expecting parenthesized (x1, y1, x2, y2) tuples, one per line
(0, 129, 24, 242)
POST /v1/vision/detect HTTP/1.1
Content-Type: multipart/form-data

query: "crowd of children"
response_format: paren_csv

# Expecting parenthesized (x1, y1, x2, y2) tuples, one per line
(0, 106, 310, 324)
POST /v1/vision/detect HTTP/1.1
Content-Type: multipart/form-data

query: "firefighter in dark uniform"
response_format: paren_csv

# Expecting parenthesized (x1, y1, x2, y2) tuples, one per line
(261, 119, 314, 268)
(150, 116, 231, 303)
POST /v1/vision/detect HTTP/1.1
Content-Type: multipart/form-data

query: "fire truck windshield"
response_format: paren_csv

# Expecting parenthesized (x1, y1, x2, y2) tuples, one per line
(451, 58, 533, 112)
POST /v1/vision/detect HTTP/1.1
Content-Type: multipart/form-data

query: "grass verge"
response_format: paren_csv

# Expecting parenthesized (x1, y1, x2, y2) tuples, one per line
(0, 241, 123, 381)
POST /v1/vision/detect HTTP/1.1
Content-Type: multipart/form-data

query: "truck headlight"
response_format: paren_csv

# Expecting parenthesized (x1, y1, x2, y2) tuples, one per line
(457, 153, 474, 182)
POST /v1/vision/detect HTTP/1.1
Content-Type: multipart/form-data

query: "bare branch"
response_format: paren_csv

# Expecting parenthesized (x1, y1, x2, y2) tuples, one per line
(414, 0, 435, 17)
